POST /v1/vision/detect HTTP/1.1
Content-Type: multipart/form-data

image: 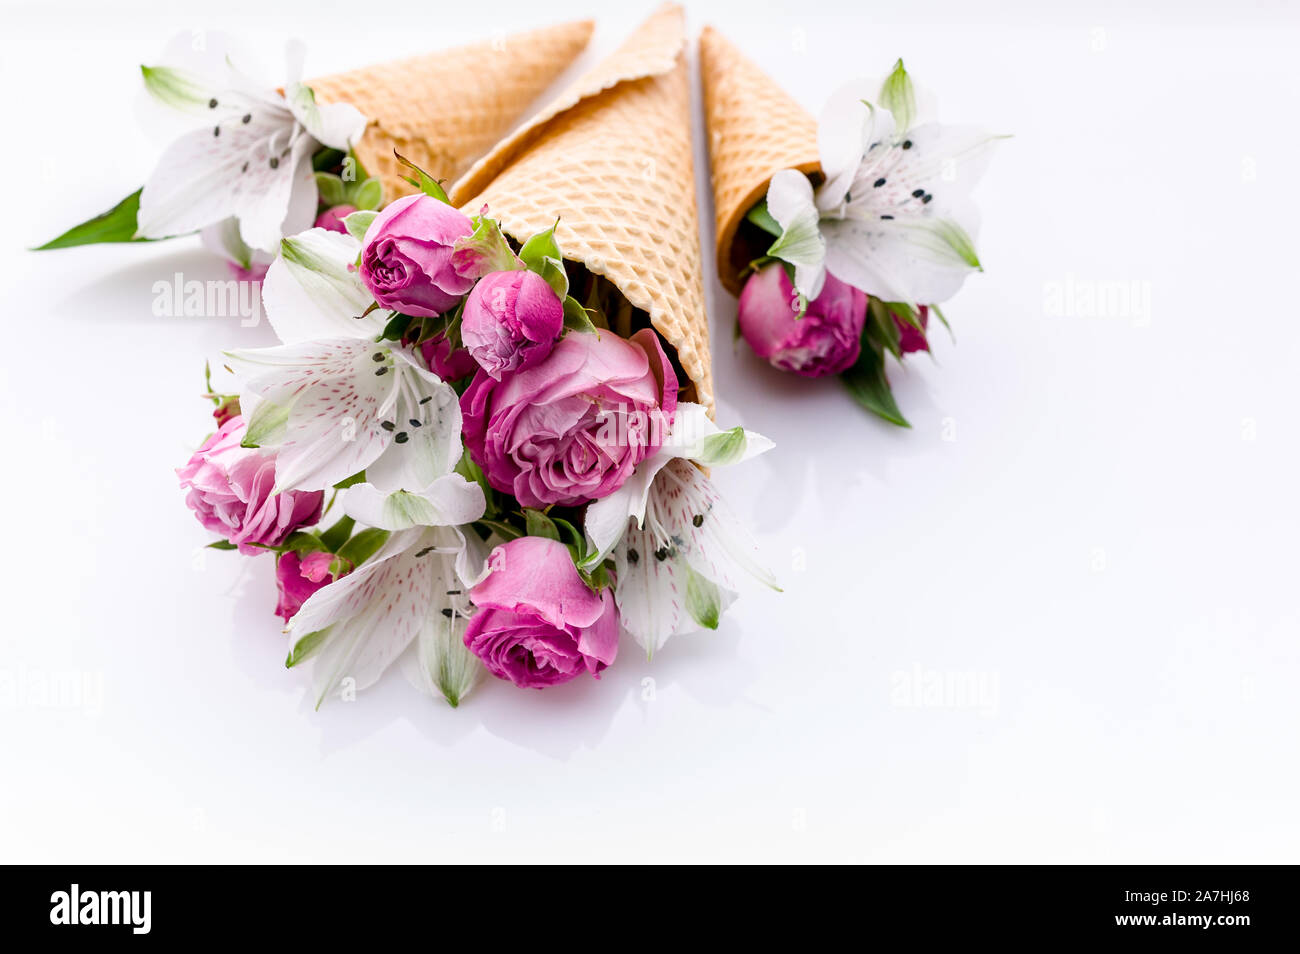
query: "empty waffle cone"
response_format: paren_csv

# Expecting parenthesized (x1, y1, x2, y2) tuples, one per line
(450, 3, 713, 412)
(308, 20, 595, 203)
(699, 25, 821, 296)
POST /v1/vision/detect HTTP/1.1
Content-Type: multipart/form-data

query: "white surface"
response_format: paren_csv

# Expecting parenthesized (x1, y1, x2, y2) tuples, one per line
(1, 0, 1297, 863)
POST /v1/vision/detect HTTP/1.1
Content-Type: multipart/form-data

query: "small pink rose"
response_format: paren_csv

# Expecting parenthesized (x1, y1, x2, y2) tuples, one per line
(738, 264, 866, 377)
(275, 550, 347, 622)
(177, 416, 323, 555)
(359, 194, 474, 317)
(314, 203, 357, 234)
(464, 536, 620, 688)
(461, 270, 564, 378)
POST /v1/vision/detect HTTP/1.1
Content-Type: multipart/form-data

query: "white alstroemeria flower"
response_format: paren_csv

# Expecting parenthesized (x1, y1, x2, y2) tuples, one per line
(136, 34, 366, 253)
(766, 62, 1000, 307)
(584, 403, 778, 656)
(224, 338, 470, 507)
(260, 227, 381, 343)
(286, 525, 488, 708)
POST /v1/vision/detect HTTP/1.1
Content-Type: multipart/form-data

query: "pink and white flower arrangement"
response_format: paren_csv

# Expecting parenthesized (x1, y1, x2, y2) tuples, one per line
(179, 161, 776, 709)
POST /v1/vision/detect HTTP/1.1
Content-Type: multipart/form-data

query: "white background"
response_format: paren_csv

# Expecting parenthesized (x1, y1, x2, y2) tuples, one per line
(2, 0, 1296, 863)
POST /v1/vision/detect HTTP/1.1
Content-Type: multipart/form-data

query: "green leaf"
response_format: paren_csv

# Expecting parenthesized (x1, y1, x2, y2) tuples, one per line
(342, 209, 377, 243)
(684, 565, 722, 630)
(34, 189, 152, 250)
(868, 297, 903, 360)
(348, 176, 383, 211)
(313, 147, 347, 173)
(519, 223, 569, 299)
(394, 151, 450, 203)
(745, 200, 782, 238)
(474, 518, 523, 542)
(313, 172, 347, 207)
(930, 303, 954, 341)
(561, 296, 598, 334)
(841, 337, 909, 427)
(381, 313, 411, 341)
(206, 540, 238, 551)
(333, 471, 366, 490)
(319, 515, 355, 553)
(549, 516, 585, 553)
(335, 528, 389, 567)
(286, 627, 331, 668)
(878, 59, 917, 135)
(280, 530, 326, 555)
(523, 508, 561, 541)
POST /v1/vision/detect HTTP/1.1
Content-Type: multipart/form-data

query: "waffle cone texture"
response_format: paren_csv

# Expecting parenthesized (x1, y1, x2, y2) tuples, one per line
(699, 26, 821, 295)
(309, 20, 595, 203)
(450, 3, 714, 412)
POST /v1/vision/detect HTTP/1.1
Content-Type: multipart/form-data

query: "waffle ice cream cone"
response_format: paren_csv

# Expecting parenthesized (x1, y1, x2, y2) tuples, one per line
(450, 3, 713, 411)
(699, 26, 821, 295)
(309, 20, 595, 203)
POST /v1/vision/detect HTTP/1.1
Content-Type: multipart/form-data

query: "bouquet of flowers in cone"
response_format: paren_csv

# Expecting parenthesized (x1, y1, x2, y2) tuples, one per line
(178, 4, 777, 708)
(700, 27, 1003, 426)
(37, 20, 594, 280)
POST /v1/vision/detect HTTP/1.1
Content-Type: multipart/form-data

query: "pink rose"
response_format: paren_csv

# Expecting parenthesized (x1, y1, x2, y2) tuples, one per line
(896, 305, 930, 354)
(314, 203, 356, 234)
(212, 395, 240, 427)
(738, 264, 866, 377)
(464, 536, 620, 689)
(461, 329, 678, 508)
(461, 270, 564, 378)
(359, 194, 474, 317)
(177, 416, 324, 555)
(274, 550, 347, 622)
(419, 334, 478, 381)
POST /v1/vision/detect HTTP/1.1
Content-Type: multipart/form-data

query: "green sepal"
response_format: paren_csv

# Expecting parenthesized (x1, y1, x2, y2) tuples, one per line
(684, 564, 722, 630)
(206, 540, 238, 551)
(381, 313, 412, 341)
(332, 471, 366, 490)
(519, 222, 569, 299)
(348, 177, 383, 211)
(241, 400, 290, 448)
(474, 518, 524, 542)
(562, 296, 598, 334)
(453, 215, 523, 277)
(314, 172, 347, 207)
(35, 189, 152, 250)
(523, 508, 561, 542)
(319, 515, 355, 553)
(393, 151, 450, 203)
(342, 209, 377, 243)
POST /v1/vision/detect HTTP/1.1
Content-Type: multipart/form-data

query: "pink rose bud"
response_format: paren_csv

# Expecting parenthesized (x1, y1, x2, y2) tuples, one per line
(274, 550, 348, 622)
(461, 329, 678, 508)
(314, 203, 357, 234)
(212, 395, 241, 427)
(895, 305, 930, 354)
(419, 333, 478, 382)
(738, 264, 867, 377)
(464, 536, 620, 689)
(461, 270, 564, 378)
(359, 194, 474, 317)
(227, 261, 269, 284)
(177, 415, 324, 555)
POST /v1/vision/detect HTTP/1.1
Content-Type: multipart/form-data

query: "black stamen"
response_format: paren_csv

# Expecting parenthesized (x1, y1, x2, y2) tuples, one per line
(692, 514, 704, 528)
(394, 432, 409, 444)
(241, 162, 248, 173)
(441, 608, 454, 618)
(269, 157, 279, 169)
(418, 395, 433, 405)
(208, 98, 218, 109)
(409, 418, 422, 427)
(922, 194, 933, 204)
(380, 421, 395, 432)
(654, 546, 669, 562)
(912, 189, 925, 198)
(213, 126, 220, 137)
(627, 548, 639, 565)
(881, 215, 894, 220)
(241, 113, 251, 124)
(446, 589, 461, 596)
(873, 177, 886, 188)
(374, 366, 388, 376)
(414, 546, 434, 558)
(372, 352, 385, 362)
(902, 139, 913, 149)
